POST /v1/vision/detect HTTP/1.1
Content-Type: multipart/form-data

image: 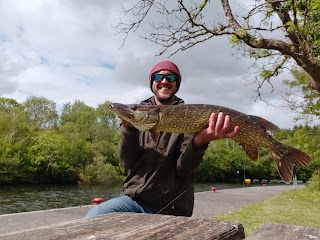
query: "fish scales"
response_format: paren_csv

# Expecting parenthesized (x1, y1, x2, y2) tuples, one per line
(158, 104, 275, 150)
(110, 103, 311, 184)
(159, 104, 215, 133)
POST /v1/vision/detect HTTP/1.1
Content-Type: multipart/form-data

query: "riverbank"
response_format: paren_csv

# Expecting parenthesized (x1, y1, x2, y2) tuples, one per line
(0, 184, 303, 235)
(0, 182, 247, 214)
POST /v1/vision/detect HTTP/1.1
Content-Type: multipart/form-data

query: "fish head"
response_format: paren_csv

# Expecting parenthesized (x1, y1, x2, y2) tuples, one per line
(109, 103, 160, 131)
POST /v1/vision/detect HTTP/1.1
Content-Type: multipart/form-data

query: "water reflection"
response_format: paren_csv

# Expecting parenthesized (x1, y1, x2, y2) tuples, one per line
(0, 183, 123, 215)
(0, 182, 247, 215)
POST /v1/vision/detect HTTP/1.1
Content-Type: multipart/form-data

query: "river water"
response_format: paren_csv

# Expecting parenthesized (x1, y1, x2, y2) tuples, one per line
(0, 182, 251, 215)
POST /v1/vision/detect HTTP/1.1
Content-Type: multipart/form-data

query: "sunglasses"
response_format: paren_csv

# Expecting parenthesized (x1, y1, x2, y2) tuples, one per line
(151, 73, 178, 82)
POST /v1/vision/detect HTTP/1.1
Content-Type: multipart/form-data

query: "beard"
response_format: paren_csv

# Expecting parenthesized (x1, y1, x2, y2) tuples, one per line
(152, 82, 177, 104)
(154, 91, 175, 104)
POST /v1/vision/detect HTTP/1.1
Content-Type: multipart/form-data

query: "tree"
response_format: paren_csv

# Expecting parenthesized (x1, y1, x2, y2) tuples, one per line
(0, 97, 124, 184)
(29, 130, 80, 183)
(282, 68, 320, 121)
(94, 101, 120, 166)
(96, 101, 118, 130)
(0, 98, 34, 183)
(60, 100, 96, 141)
(59, 100, 121, 177)
(23, 96, 58, 129)
(117, 0, 320, 95)
(0, 98, 23, 114)
(198, 139, 261, 182)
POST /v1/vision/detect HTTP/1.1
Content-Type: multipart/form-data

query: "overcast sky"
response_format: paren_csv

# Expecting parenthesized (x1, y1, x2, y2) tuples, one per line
(0, 0, 309, 129)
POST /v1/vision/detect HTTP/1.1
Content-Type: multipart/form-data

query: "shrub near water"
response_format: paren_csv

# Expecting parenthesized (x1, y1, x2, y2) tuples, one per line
(79, 156, 122, 184)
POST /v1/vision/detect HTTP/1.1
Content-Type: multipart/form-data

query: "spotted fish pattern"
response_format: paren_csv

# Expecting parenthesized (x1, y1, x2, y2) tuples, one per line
(110, 103, 311, 184)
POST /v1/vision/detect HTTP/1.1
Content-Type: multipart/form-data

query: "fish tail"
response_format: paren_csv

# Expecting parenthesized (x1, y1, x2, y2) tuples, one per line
(273, 145, 311, 184)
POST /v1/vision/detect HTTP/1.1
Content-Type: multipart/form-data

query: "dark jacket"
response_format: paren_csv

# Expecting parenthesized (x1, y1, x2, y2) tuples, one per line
(118, 96, 207, 216)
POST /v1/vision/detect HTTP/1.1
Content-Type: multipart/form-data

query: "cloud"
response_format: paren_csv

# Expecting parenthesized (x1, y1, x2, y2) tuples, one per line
(0, 0, 313, 128)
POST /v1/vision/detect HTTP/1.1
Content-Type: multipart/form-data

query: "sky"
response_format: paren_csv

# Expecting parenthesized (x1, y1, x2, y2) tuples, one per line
(0, 0, 309, 129)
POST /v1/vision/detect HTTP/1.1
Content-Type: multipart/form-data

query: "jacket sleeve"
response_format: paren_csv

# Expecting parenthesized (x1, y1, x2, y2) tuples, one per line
(118, 125, 142, 170)
(176, 133, 208, 176)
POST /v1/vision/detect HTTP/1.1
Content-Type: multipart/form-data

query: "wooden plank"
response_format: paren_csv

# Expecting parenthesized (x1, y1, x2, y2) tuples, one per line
(0, 212, 245, 240)
(247, 222, 320, 240)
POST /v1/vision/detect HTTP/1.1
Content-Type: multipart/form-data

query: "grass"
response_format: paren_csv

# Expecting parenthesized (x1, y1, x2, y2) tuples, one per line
(214, 188, 320, 237)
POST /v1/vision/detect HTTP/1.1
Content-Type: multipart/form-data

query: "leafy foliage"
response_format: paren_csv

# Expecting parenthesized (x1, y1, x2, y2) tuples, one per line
(0, 96, 318, 185)
(79, 156, 123, 184)
(307, 170, 320, 191)
(23, 96, 58, 129)
(198, 139, 276, 183)
(0, 97, 120, 184)
(283, 68, 320, 121)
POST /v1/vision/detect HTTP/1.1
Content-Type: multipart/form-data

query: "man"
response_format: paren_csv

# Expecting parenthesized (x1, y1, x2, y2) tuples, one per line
(86, 60, 239, 217)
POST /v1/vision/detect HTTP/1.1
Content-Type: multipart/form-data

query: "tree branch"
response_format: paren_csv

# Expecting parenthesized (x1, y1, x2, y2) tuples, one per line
(221, 0, 297, 56)
(115, 0, 320, 91)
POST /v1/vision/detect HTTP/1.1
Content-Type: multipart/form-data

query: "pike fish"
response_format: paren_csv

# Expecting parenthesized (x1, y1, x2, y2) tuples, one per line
(110, 103, 311, 184)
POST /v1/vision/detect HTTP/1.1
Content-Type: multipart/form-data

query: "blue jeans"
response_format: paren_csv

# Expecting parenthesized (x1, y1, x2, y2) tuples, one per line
(85, 195, 154, 218)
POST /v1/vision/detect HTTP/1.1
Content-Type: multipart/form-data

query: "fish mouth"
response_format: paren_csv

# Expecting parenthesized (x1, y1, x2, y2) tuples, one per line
(109, 103, 134, 120)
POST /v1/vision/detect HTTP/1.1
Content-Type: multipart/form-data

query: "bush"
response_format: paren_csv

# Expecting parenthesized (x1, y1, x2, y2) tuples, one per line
(307, 170, 320, 191)
(79, 156, 122, 184)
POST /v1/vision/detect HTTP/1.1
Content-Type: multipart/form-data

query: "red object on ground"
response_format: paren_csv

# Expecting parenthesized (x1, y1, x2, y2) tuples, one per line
(92, 198, 104, 205)
(211, 187, 216, 192)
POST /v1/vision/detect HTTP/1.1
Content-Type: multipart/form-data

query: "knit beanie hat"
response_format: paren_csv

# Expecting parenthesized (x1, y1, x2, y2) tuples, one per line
(149, 60, 182, 93)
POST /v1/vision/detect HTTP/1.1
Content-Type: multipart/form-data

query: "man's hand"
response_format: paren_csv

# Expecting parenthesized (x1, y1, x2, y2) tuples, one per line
(193, 112, 240, 150)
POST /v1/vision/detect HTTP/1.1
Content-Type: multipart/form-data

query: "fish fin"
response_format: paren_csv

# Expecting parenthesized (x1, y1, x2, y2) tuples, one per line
(273, 145, 311, 184)
(250, 115, 279, 135)
(150, 130, 160, 142)
(241, 144, 259, 162)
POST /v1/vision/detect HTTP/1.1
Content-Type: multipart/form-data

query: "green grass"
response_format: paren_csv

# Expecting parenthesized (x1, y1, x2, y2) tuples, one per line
(214, 188, 320, 237)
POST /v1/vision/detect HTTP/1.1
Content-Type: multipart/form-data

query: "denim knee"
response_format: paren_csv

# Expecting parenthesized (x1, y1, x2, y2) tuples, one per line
(85, 195, 153, 218)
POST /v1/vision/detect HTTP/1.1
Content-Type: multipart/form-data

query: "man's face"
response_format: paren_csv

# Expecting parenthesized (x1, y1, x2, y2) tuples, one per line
(151, 70, 178, 104)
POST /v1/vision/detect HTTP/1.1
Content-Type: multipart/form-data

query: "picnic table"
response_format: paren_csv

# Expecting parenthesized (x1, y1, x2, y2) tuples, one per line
(0, 212, 245, 240)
